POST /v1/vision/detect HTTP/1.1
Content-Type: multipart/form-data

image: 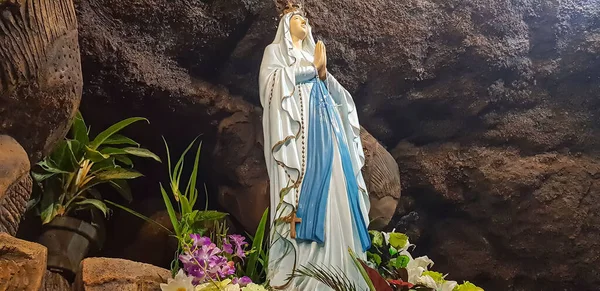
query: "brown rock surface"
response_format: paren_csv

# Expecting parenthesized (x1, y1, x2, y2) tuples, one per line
(73, 257, 170, 291)
(74, 0, 600, 289)
(40, 271, 71, 291)
(394, 143, 600, 290)
(0, 135, 32, 236)
(0, 0, 83, 162)
(0, 232, 47, 291)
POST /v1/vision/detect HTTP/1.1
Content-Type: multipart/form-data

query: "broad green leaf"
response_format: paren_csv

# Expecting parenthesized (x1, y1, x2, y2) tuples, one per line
(91, 157, 116, 173)
(37, 158, 70, 174)
(161, 183, 180, 236)
(85, 146, 110, 162)
(369, 230, 384, 248)
(396, 255, 410, 268)
(31, 171, 56, 182)
(105, 200, 172, 234)
(389, 232, 409, 250)
(48, 140, 79, 172)
(89, 117, 148, 150)
(40, 187, 58, 224)
(367, 251, 382, 266)
(67, 140, 85, 161)
(102, 134, 139, 146)
(100, 147, 161, 162)
(109, 180, 133, 202)
(114, 155, 133, 167)
(95, 168, 143, 180)
(75, 199, 109, 217)
(71, 111, 89, 144)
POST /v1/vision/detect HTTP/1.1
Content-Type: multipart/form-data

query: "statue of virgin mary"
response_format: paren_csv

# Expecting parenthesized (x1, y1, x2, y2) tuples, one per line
(259, 3, 371, 290)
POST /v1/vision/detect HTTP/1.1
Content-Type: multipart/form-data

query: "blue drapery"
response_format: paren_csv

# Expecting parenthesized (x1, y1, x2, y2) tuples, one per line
(295, 78, 371, 252)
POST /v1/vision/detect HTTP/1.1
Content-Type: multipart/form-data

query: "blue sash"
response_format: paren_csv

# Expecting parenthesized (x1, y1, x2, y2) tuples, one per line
(295, 78, 371, 251)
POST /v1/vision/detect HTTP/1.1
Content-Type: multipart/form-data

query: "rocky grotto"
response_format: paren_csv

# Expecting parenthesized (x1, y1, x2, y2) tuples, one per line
(1, 0, 600, 290)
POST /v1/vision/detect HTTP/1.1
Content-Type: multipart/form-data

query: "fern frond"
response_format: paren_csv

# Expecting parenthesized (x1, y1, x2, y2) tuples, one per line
(288, 263, 363, 291)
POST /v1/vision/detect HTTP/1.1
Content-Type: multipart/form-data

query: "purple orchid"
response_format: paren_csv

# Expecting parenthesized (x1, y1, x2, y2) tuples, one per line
(232, 276, 253, 287)
(228, 234, 248, 259)
(222, 239, 234, 255)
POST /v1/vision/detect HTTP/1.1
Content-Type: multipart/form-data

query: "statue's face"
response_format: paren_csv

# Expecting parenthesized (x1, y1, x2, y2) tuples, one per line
(289, 14, 308, 41)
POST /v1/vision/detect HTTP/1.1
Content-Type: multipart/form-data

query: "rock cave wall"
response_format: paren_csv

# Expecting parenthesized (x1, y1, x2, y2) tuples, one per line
(73, 0, 600, 290)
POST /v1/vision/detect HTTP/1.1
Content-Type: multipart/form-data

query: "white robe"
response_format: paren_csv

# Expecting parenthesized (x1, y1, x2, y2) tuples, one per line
(259, 13, 370, 291)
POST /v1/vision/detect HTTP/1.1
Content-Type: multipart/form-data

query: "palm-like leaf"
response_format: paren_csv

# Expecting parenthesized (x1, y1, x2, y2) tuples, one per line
(290, 263, 362, 291)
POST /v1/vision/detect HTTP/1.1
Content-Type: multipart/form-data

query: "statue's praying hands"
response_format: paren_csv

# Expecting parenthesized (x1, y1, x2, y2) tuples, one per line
(314, 40, 327, 80)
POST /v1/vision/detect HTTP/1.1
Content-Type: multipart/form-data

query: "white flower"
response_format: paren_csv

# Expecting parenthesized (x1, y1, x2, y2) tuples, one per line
(416, 275, 438, 289)
(160, 270, 195, 291)
(441, 280, 458, 291)
(404, 253, 434, 284)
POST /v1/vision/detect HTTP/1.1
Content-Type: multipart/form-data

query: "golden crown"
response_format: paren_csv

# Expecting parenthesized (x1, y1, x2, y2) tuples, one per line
(277, 0, 305, 17)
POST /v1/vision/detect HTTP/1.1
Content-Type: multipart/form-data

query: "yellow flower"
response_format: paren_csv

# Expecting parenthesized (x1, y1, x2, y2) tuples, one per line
(195, 279, 233, 291)
(241, 283, 267, 291)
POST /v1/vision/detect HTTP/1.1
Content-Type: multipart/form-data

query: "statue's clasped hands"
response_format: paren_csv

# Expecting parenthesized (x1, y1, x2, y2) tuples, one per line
(314, 41, 327, 80)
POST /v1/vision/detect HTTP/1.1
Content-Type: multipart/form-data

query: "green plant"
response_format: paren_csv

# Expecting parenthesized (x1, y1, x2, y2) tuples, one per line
(242, 208, 270, 283)
(109, 137, 228, 275)
(30, 112, 160, 224)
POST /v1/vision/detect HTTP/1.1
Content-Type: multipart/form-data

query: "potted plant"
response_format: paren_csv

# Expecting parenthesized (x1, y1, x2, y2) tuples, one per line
(29, 111, 160, 279)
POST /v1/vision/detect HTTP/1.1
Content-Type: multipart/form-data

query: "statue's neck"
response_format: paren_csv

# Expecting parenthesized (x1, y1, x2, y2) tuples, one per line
(291, 36, 303, 49)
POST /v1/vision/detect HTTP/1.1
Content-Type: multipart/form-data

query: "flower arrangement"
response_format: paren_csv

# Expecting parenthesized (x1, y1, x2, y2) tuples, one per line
(160, 234, 268, 291)
(364, 230, 484, 291)
(114, 137, 271, 290)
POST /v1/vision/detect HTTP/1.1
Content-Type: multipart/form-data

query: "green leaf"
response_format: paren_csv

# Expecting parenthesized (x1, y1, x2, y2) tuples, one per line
(192, 210, 228, 222)
(185, 140, 202, 206)
(105, 200, 172, 234)
(396, 255, 410, 268)
(31, 171, 57, 182)
(48, 140, 79, 172)
(91, 157, 116, 173)
(161, 183, 180, 237)
(95, 168, 143, 180)
(89, 117, 148, 150)
(100, 147, 161, 162)
(114, 155, 133, 167)
(179, 195, 193, 215)
(102, 134, 139, 146)
(389, 233, 409, 250)
(422, 271, 445, 285)
(71, 111, 89, 144)
(367, 251, 382, 266)
(453, 281, 484, 291)
(369, 230, 384, 248)
(67, 140, 85, 161)
(246, 210, 268, 280)
(75, 199, 109, 217)
(85, 146, 110, 162)
(109, 180, 133, 202)
(349, 248, 377, 291)
(40, 187, 58, 224)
